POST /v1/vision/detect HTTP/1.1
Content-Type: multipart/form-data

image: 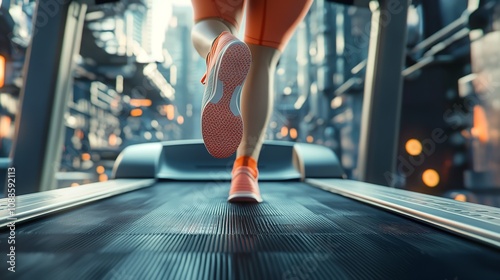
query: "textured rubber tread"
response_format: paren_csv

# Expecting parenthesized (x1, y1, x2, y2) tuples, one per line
(2, 182, 500, 279)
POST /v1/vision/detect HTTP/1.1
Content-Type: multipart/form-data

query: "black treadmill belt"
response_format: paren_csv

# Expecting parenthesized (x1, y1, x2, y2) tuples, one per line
(1, 182, 499, 279)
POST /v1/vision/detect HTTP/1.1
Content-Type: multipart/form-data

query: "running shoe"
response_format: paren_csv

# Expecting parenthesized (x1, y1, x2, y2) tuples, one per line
(200, 31, 251, 158)
(228, 166, 262, 203)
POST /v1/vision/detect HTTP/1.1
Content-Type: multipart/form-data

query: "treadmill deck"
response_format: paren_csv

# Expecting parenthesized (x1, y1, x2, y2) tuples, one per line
(1, 182, 499, 279)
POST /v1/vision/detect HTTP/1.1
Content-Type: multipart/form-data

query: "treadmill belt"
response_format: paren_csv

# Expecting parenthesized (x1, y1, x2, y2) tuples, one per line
(1, 182, 499, 279)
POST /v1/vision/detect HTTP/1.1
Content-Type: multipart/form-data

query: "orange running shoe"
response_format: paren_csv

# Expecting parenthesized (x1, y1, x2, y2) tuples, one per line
(228, 166, 263, 203)
(200, 31, 252, 158)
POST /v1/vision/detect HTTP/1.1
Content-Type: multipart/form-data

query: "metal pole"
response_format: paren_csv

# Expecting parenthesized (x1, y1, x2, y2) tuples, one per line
(357, 0, 409, 186)
(9, 0, 87, 194)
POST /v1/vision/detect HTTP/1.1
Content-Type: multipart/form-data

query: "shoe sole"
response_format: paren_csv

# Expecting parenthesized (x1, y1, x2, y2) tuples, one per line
(201, 42, 251, 158)
(228, 192, 263, 203)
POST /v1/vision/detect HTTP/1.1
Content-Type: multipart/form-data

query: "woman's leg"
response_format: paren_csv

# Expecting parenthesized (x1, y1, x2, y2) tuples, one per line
(236, 44, 280, 160)
(191, 0, 251, 159)
(229, 0, 313, 203)
(191, 19, 237, 58)
(237, 0, 313, 161)
(191, 0, 245, 57)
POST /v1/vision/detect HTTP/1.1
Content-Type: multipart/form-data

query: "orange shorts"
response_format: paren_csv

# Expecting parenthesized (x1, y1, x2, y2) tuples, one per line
(191, 0, 313, 51)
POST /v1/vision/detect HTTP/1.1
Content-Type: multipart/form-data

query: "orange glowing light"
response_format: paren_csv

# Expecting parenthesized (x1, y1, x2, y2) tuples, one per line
(81, 153, 91, 161)
(454, 194, 467, 202)
(472, 105, 489, 143)
(75, 129, 84, 140)
(99, 174, 108, 182)
(109, 133, 117, 146)
(290, 128, 298, 139)
(165, 104, 175, 120)
(130, 108, 143, 117)
(130, 99, 152, 107)
(177, 115, 184, 125)
(70, 183, 79, 187)
(405, 139, 422, 156)
(0, 55, 5, 88)
(96, 166, 105, 174)
(281, 126, 289, 137)
(306, 136, 314, 143)
(0, 116, 11, 138)
(422, 169, 440, 187)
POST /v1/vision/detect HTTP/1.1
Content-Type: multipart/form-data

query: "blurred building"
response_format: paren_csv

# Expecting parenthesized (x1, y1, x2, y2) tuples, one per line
(165, 4, 204, 140)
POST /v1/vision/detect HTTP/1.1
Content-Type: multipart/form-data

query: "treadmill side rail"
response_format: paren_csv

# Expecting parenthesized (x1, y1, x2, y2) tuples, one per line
(308, 178, 500, 249)
(0, 179, 155, 228)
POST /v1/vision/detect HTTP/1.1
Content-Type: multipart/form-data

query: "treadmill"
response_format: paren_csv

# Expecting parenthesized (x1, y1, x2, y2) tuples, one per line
(1, 0, 500, 278)
(1, 140, 499, 279)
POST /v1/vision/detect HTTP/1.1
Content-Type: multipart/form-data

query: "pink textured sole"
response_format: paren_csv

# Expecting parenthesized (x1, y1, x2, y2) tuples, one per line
(202, 43, 251, 158)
